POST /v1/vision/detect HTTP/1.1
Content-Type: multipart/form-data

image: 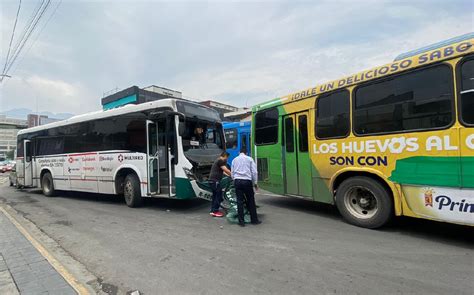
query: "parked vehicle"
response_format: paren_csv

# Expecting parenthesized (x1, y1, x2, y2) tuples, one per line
(5, 161, 15, 172)
(9, 164, 17, 187)
(223, 121, 251, 165)
(252, 34, 474, 228)
(0, 161, 7, 173)
(16, 99, 225, 207)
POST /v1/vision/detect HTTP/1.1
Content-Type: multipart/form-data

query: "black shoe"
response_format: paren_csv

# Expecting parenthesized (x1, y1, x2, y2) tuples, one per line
(251, 221, 262, 225)
(238, 222, 245, 227)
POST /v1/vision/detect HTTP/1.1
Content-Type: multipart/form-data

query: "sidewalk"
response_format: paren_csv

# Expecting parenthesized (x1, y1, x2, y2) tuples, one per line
(0, 209, 76, 295)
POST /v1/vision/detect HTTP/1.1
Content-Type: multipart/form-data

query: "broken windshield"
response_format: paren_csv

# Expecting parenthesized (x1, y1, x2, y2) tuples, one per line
(181, 119, 224, 152)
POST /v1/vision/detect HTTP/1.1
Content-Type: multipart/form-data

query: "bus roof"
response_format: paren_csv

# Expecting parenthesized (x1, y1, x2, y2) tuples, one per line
(223, 121, 251, 129)
(394, 32, 474, 61)
(18, 98, 208, 135)
(253, 35, 474, 112)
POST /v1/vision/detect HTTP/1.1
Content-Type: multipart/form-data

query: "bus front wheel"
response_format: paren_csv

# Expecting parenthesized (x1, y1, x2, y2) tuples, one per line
(41, 172, 56, 197)
(123, 174, 143, 208)
(335, 176, 392, 229)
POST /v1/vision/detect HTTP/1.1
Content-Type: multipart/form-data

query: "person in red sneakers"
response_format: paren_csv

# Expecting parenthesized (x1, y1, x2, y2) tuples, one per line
(209, 152, 231, 217)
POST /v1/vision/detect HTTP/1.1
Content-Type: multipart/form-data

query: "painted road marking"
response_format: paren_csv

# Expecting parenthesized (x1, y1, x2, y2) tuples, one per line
(0, 206, 89, 295)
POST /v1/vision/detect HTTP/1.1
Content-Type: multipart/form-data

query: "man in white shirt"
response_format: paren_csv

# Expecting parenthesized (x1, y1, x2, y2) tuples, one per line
(231, 147, 261, 226)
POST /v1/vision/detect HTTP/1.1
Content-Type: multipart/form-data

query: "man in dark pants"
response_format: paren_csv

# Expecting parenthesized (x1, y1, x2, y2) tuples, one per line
(209, 152, 231, 217)
(231, 147, 260, 226)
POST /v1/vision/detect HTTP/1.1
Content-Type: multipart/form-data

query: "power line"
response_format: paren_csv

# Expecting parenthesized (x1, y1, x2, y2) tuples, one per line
(9, 0, 62, 78)
(1, 0, 51, 82)
(7, 1, 51, 73)
(1, 0, 45, 83)
(2, 0, 22, 77)
(6, 0, 45, 69)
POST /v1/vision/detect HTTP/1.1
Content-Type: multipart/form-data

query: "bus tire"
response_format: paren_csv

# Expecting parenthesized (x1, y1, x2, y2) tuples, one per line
(123, 174, 143, 208)
(335, 176, 392, 229)
(41, 172, 56, 197)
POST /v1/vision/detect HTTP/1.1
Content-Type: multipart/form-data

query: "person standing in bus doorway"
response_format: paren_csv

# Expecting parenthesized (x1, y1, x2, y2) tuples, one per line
(231, 147, 260, 227)
(209, 152, 231, 217)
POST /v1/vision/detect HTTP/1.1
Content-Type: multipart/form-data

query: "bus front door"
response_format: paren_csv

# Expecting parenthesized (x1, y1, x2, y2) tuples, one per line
(23, 140, 33, 187)
(283, 112, 312, 197)
(283, 116, 298, 195)
(295, 112, 311, 197)
(241, 133, 250, 156)
(146, 120, 160, 195)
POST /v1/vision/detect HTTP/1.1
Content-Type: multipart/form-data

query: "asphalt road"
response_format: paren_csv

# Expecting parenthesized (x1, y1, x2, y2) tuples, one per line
(0, 173, 472, 295)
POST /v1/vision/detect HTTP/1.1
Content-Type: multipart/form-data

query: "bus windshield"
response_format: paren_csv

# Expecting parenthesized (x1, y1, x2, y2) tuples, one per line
(176, 101, 220, 122)
(176, 100, 224, 152)
(181, 119, 224, 151)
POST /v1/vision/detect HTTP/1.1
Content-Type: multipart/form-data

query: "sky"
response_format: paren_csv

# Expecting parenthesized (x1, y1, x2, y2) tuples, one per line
(0, 0, 473, 116)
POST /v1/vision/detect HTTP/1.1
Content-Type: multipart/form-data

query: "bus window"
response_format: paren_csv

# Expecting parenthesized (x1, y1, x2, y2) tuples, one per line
(225, 128, 238, 149)
(298, 115, 308, 152)
(460, 59, 474, 125)
(315, 90, 350, 139)
(37, 137, 64, 156)
(241, 133, 248, 154)
(255, 108, 278, 145)
(17, 140, 24, 157)
(248, 133, 251, 156)
(284, 117, 294, 152)
(354, 64, 454, 135)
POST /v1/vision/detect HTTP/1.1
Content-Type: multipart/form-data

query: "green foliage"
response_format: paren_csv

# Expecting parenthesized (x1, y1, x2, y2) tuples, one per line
(5, 149, 14, 160)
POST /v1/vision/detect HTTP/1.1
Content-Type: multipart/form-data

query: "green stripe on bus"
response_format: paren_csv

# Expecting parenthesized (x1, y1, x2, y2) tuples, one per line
(175, 177, 196, 199)
(389, 156, 474, 188)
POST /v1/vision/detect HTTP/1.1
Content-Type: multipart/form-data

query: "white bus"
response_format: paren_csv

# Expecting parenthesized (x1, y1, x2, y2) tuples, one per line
(16, 99, 225, 207)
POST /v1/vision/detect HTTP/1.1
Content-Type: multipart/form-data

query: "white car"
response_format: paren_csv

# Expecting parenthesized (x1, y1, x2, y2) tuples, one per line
(0, 162, 7, 173)
(9, 164, 17, 187)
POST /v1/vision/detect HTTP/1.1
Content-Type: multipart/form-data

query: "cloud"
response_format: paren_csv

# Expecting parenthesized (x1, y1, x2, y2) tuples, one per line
(1, 75, 95, 114)
(1, 0, 472, 115)
(171, 11, 473, 106)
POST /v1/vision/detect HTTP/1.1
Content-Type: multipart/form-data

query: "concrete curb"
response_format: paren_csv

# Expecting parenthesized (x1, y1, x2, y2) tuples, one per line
(0, 204, 103, 294)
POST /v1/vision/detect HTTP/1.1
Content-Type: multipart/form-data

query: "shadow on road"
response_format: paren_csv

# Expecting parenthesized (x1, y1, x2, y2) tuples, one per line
(387, 217, 473, 248)
(258, 195, 340, 221)
(26, 189, 210, 212)
(6, 186, 472, 247)
(258, 194, 473, 248)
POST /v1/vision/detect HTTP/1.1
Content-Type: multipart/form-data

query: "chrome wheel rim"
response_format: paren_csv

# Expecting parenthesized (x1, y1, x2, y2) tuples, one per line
(124, 181, 133, 203)
(43, 177, 51, 194)
(343, 186, 378, 219)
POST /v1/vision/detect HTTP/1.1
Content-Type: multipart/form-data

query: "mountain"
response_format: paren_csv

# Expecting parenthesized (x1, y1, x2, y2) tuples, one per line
(0, 108, 75, 120)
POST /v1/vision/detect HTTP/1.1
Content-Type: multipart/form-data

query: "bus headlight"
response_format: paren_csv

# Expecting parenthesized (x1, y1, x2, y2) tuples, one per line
(183, 168, 195, 180)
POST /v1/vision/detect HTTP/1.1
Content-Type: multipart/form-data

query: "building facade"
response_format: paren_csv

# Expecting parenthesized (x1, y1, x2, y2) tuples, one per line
(101, 85, 182, 110)
(27, 114, 61, 128)
(0, 115, 27, 158)
(199, 100, 240, 120)
(223, 108, 252, 122)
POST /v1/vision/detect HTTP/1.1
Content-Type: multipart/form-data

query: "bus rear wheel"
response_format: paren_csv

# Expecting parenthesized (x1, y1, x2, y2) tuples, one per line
(335, 176, 392, 229)
(41, 172, 56, 197)
(123, 174, 143, 208)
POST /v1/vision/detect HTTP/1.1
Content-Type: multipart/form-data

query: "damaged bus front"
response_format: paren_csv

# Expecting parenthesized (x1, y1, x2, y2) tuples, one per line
(175, 101, 227, 201)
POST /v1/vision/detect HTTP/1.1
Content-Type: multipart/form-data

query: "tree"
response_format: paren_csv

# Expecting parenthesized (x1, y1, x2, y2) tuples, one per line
(6, 149, 14, 160)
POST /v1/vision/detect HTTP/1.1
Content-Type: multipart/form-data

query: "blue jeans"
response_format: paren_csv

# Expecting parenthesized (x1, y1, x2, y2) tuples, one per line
(210, 181, 223, 213)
